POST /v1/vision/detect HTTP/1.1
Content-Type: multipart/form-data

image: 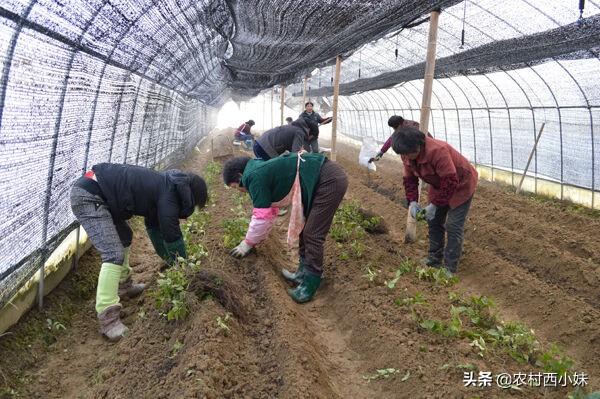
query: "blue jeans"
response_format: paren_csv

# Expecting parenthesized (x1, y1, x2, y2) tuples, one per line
(427, 196, 473, 272)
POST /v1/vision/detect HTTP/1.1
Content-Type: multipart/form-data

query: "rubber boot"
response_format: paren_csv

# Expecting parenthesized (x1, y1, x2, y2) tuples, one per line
(287, 271, 321, 304)
(96, 263, 128, 341)
(98, 304, 128, 341)
(118, 247, 146, 298)
(421, 257, 441, 268)
(281, 260, 306, 285)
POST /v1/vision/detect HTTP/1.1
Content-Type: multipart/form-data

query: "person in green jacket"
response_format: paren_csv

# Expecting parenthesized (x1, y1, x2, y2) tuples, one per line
(222, 153, 348, 303)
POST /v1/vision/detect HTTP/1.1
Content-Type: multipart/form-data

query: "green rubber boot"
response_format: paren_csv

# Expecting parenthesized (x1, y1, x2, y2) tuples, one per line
(287, 271, 322, 304)
(281, 259, 306, 285)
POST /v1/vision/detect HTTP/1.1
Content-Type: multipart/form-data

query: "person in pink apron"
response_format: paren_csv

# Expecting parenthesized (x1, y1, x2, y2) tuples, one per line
(222, 152, 348, 303)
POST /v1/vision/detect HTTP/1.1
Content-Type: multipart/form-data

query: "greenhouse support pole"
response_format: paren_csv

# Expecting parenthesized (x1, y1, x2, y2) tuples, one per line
(280, 85, 285, 126)
(516, 122, 546, 195)
(406, 8, 440, 244)
(302, 76, 308, 111)
(270, 88, 274, 128)
(331, 55, 342, 161)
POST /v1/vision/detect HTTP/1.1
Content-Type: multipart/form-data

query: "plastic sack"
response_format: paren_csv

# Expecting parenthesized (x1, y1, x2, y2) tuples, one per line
(359, 137, 379, 171)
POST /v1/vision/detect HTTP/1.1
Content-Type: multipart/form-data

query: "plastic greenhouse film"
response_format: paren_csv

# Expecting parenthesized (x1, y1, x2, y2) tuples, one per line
(359, 138, 378, 171)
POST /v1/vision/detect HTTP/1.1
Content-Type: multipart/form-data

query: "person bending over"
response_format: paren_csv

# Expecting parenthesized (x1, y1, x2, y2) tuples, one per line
(391, 128, 477, 274)
(369, 115, 421, 163)
(222, 153, 348, 303)
(235, 120, 255, 149)
(70, 163, 207, 341)
(253, 117, 319, 160)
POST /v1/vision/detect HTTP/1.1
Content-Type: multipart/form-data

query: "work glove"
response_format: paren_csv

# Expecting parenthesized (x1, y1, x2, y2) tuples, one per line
(230, 240, 253, 258)
(422, 203, 437, 222)
(165, 238, 187, 264)
(409, 201, 422, 219)
(368, 152, 383, 163)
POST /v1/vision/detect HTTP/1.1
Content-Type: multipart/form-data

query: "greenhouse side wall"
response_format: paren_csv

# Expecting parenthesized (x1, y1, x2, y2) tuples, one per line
(0, 24, 218, 328)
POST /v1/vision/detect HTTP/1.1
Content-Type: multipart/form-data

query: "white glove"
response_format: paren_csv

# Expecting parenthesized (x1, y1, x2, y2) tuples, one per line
(409, 201, 422, 219)
(423, 203, 437, 221)
(229, 240, 253, 258)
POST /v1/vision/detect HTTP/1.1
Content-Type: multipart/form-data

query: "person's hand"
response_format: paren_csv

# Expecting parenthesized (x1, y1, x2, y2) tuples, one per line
(368, 152, 383, 163)
(229, 241, 253, 258)
(409, 201, 422, 219)
(423, 203, 437, 221)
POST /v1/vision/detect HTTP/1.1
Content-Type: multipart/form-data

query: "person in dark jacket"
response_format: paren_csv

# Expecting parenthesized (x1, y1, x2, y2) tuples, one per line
(222, 153, 348, 303)
(70, 163, 208, 341)
(253, 117, 319, 160)
(299, 102, 332, 153)
(369, 115, 421, 163)
(391, 127, 478, 274)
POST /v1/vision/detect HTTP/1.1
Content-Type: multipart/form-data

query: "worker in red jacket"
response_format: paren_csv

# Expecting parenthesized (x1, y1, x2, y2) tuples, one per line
(391, 127, 478, 273)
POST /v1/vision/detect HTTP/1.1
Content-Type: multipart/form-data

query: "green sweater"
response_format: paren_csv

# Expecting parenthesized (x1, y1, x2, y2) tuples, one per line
(241, 153, 326, 216)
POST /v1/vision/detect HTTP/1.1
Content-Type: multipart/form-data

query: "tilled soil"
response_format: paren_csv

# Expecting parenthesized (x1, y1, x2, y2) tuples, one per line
(1, 134, 598, 398)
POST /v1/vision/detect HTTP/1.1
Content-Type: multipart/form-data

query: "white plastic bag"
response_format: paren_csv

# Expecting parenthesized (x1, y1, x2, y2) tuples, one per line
(359, 137, 379, 171)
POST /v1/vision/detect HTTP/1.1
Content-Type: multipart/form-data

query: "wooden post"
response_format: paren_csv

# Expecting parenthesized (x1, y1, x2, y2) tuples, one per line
(302, 76, 308, 112)
(270, 87, 274, 128)
(280, 85, 285, 126)
(331, 55, 342, 161)
(405, 9, 440, 244)
(516, 122, 546, 194)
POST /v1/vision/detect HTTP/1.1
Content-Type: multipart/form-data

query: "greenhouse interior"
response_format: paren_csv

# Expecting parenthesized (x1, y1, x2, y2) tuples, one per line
(1, 0, 600, 397)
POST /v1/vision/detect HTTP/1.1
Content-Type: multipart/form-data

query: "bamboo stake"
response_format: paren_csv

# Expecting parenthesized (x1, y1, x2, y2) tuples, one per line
(516, 122, 546, 194)
(302, 76, 308, 112)
(331, 55, 342, 161)
(406, 9, 440, 244)
(270, 87, 274, 128)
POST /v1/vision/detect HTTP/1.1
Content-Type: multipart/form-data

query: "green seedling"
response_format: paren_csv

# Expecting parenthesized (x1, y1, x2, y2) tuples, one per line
(362, 266, 379, 282)
(169, 340, 183, 358)
(363, 368, 400, 382)
(222, 212, 249, 249)
(216, 313, 231, 335)
(536, 343, 574, 375)
(415, 209, 427, 222)
(470, 336, 487, 357)
(46, 319, 66, 332)
(415, 266, 458, 286)
(137, 309, 146, 320)
(395, 292, 428, 307)
(330, 202, 381, 243)
(153, 266, 189, 321)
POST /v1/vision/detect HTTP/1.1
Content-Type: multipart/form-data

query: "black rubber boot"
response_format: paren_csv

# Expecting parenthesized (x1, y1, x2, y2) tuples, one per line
(281, 260, 306, 285)
(287, 272, 321, 304)
(421, 257, 441, 268)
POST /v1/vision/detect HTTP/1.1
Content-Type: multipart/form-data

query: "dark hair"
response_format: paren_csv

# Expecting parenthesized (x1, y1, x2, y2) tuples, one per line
(189, 174, 208, 208)
(223, 156, 251, 186)
(285, 117, 293, 123)
(391, 127, 426, 155)
(387, 115, 405, 129)
(246, 120, 255, 126)
(305, 101, 314, 107)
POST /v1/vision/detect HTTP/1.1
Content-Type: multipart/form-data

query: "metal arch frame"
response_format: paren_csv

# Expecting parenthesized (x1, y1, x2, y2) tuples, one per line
(362, 90, 387, 141)
(441, 10, 544, 191)
(352, 94, 375, 141)
(432, 77, 464, 152)
(35, 0, 110, 308)
(86, 0, 218, 169)
(383, 86, 413, 119)
(481, 73, 515, 186)
(339, 96, 361, 139)
(407, 80, 444, 138)
(446, 76, 478, 163)
(555, 59, 596, 207)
